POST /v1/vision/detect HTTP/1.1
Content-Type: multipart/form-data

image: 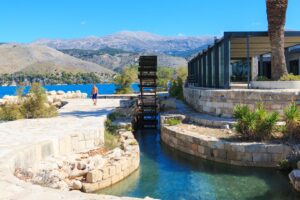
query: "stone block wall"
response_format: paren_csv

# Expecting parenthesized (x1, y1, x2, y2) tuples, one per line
(12, 127, 104, 171)
(82, 131, 140, 193)
(184, 87, 300, 117)
(161, 124, 292, 167)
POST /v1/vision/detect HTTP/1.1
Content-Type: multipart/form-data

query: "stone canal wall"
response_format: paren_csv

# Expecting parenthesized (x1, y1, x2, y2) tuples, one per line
(161, 124, 292, 167)
(183, 87, 300, 117)
(13, 128, 104, 170)
(82, 131, 140, 193)
(0, 99, 146, 200)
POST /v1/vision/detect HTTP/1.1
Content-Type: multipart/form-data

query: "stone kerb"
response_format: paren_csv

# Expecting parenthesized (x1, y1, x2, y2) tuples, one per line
(183, 87, 300, 117)
(251, 81, 300, 89)
(160, 122, 292, 167)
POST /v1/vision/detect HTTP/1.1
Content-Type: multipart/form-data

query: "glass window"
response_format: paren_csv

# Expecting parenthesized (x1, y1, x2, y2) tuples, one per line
(211, 49, 215, 87)
(219, 44, 224, 87)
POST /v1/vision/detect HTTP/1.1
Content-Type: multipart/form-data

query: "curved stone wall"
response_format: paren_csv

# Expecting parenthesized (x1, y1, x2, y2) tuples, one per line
(82, 131, 140, 193)
(0, 99, 145, 200)
(161, 124, 292, 167)
(184, 87, 300, 117)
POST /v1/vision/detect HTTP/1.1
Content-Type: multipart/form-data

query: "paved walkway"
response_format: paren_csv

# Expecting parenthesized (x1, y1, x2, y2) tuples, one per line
(0, 99, 150, 200)
(165, 99, 235, 127)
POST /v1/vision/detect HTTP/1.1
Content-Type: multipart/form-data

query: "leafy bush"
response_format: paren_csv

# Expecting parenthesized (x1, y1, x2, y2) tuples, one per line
(169, 67, 187, 100)
(233, 105, 256, 137)
(165, 118, 182, 126)
(114, 65, 138, 94)
(104, 118, 119, 134)
(21, 83, 58, 118)
(280, 74, 300, 81)
(169, 77, 184, 100)
(157, 67, 175, 90)
(254, 103, 279, 139)
(0, 103, 24, 121)
(278, 151, 300, 171)
(284, 103, 300, 137)
(104, 113, 121, 150)
(256, 76, 271, 81)
(104, 130, 120, 150)
(0, 83, 57, 121)
(233, 104, 279, 140)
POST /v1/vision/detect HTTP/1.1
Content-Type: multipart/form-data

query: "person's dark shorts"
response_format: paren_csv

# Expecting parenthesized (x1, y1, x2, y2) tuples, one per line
(92, 93, 97, 99)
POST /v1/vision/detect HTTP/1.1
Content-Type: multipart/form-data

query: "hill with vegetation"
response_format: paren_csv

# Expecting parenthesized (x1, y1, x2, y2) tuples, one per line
(0, 44, 114, 75)
(59, 48, 187, 72)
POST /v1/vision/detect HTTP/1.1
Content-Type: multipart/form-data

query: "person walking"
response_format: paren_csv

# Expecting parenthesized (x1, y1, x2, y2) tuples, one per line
(91, 84, 98, 105)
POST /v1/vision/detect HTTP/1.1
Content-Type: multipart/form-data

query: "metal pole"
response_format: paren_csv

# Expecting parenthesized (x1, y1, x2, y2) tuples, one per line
(247, 35, 250, 89)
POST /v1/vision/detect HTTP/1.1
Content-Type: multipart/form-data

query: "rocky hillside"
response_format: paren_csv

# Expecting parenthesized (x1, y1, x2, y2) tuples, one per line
(59, 48, 187, 72)
(0, 44, 114, 75)
(34, 31, 214, 56)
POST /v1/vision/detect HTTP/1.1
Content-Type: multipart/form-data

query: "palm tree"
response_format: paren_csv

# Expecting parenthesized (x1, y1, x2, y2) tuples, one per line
(266, 0, 288, 80)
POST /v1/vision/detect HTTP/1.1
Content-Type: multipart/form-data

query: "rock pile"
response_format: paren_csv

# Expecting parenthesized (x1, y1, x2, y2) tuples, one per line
(0, 90, 87, 107)
(14, 130, 140, 193)
(289, 161, 300, 191)
(47, 90, 88, 100)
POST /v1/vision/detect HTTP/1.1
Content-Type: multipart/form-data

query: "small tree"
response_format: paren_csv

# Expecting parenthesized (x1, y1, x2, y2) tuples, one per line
(157, 67, 175, 90)
(169, 67, 187, 100)
(114, 65, 138, 94)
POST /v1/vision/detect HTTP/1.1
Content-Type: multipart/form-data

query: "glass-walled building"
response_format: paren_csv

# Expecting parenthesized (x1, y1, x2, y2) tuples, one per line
(187, 31, 300, 89)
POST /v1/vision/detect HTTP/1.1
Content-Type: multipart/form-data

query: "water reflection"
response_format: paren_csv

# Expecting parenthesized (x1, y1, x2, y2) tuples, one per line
(98, 130, 300, 200)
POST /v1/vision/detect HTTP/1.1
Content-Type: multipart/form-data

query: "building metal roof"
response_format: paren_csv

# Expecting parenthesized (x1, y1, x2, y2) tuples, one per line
(190, 31, 300, 61)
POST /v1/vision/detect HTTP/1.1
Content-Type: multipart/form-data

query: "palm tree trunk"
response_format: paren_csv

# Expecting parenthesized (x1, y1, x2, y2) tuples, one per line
(266, 0, 288, 80)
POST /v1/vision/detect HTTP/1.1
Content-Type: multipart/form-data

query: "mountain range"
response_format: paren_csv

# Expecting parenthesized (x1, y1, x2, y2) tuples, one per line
(0, 31, 214, 75)
(34, 31, 214, 56)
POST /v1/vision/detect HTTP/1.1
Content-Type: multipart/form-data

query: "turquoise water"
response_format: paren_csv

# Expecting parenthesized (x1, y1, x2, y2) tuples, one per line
(0, 83, 139, 98)
(98, 131, 300, 200)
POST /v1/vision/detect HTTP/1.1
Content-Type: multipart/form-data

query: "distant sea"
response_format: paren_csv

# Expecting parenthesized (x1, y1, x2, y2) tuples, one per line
(0, 83, 140, 98)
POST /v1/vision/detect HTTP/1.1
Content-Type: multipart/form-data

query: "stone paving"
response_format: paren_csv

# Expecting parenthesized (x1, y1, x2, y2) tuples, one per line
(0, 99, 151, 200)
(164, 99, 235, 128)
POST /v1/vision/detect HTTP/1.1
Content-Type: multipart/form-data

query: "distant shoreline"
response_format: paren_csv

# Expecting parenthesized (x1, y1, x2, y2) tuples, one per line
(0, 83, 140, 98)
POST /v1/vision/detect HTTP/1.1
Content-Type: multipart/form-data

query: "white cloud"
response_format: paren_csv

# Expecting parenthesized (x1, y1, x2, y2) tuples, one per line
(177, 33, 185, 37)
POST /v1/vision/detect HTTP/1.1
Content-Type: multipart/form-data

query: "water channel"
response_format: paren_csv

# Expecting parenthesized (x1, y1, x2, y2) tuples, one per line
(98, 130, 300, 200)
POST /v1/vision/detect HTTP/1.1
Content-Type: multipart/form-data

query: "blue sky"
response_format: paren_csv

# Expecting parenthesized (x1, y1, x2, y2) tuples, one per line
(1, 0, 300, 43)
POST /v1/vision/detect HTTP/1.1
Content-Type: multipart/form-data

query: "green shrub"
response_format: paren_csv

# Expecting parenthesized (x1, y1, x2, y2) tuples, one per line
(21, 83, 57, 118)
(277, 159, 291, 171)
(114, 65, 138, 94)
(165, 118, 182, 126)
(278, 152, 300, 171)
(108, 112, 118, 121)
(0, 83, 57, 121)
(104, 130, 120, 150)
(0, 103, 23, 121)
(233, 104, 279, 140)
(233, 105, 256, 137)
(280, 74, 300, 81)
(256, 76, 270, 81)
(254, 103, 279, 140)
(169, 77, 184, 100)
(284, 103, 300, 137)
